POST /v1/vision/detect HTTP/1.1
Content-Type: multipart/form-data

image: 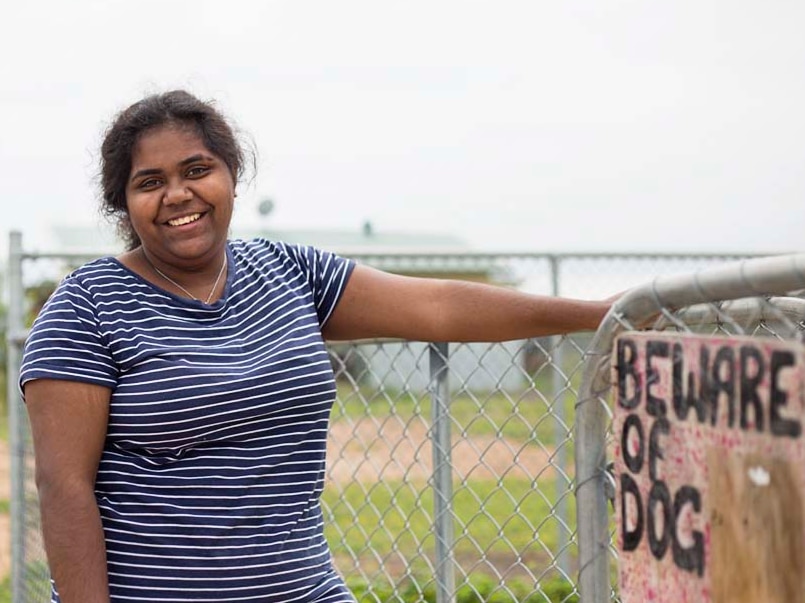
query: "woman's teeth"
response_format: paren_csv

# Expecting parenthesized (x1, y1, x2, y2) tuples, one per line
(168, 213, 202, 227)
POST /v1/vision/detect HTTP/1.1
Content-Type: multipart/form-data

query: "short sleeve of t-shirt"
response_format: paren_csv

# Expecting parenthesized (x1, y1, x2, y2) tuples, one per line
(19, 273, 118, 394)
(272, 240, 356, 327)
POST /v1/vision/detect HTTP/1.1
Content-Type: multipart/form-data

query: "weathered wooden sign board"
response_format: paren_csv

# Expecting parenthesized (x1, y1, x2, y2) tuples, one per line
(613, 332, 805, 603)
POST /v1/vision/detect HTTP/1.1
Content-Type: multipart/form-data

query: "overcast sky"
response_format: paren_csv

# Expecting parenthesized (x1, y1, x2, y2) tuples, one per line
(2, 0, 805, 257)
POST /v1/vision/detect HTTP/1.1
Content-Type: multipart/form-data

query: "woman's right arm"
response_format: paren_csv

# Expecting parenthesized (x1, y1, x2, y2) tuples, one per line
(25, 379, 112, 603)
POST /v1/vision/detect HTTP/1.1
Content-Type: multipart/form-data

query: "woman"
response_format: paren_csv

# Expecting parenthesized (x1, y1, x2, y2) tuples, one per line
(21, 90, 614, 603)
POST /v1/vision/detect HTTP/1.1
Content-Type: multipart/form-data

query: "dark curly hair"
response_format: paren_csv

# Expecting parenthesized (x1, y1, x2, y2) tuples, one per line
(99, 90, 252, 250)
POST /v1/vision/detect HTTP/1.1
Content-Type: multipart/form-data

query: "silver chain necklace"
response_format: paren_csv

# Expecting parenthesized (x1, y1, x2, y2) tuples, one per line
(144, 252, 227, 304)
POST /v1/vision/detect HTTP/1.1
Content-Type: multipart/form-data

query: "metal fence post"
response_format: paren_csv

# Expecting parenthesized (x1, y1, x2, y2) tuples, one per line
(548, 256, 571, 577)
(7, 231, 26, 603)
(429, 342, 455, 603)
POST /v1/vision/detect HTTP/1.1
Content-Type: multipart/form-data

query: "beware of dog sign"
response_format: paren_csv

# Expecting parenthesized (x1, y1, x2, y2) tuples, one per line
(613, 332, 805, 603)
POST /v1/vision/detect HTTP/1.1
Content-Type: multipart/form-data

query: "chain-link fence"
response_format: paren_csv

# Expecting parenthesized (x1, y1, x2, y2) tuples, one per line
(6, 230, 783, 602)
(576, 254, 805, 602)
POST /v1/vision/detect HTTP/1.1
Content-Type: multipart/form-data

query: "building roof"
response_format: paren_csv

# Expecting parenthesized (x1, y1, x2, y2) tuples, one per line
(51, 222, 469, 256)
(233, 225, 469, 256)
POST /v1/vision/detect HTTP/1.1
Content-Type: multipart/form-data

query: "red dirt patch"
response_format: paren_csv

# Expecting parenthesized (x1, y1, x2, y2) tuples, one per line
(326, 417, 557, 484)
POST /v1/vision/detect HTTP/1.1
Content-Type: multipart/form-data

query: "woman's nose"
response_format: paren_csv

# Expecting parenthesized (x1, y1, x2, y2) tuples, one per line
(163, 182, 192, 205)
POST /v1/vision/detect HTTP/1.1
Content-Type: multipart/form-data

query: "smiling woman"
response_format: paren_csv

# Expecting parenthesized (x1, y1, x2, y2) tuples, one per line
(19, 89, 617, 603)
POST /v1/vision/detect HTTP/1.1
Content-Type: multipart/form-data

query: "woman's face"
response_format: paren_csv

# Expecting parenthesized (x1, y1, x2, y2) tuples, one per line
(125, 124, 235, 268)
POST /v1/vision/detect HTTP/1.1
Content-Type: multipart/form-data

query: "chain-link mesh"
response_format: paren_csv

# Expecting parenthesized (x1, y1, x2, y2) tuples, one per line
(320, 336, 588, 602)
(7, 241, 779, 602)
(575, 254, 805, 603)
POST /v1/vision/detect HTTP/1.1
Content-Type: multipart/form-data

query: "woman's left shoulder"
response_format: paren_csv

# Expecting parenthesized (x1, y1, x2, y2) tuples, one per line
(228, 237, 284, 256)
(230, 237, 322, 262)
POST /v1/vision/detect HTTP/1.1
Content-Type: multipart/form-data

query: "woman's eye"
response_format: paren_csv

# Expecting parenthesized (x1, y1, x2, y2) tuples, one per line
(140, 178, 161, 189)
(187, 165, 209, 177)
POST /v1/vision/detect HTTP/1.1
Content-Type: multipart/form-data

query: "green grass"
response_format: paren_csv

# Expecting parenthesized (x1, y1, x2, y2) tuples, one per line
(0, 365, 8, 602)
(323, 477, 576, 583)
(347, 573, 578, 602)
(0, 368, 11, 601)
(0, 561, 51, 603)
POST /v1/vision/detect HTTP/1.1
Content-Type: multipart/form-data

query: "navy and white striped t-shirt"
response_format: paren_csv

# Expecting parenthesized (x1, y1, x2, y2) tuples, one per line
(20, 238, 357, 603)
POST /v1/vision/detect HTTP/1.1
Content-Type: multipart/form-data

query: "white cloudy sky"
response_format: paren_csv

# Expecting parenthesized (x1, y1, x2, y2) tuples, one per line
(2, 0, 805, 256)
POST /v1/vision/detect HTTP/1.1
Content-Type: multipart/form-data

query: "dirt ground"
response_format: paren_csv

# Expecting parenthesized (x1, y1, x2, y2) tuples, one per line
(327, 418, 555, 484)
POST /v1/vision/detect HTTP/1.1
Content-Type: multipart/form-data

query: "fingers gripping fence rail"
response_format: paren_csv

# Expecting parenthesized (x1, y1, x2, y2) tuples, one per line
(575, 254, 805, 603)
(6, 229, 786, 602)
